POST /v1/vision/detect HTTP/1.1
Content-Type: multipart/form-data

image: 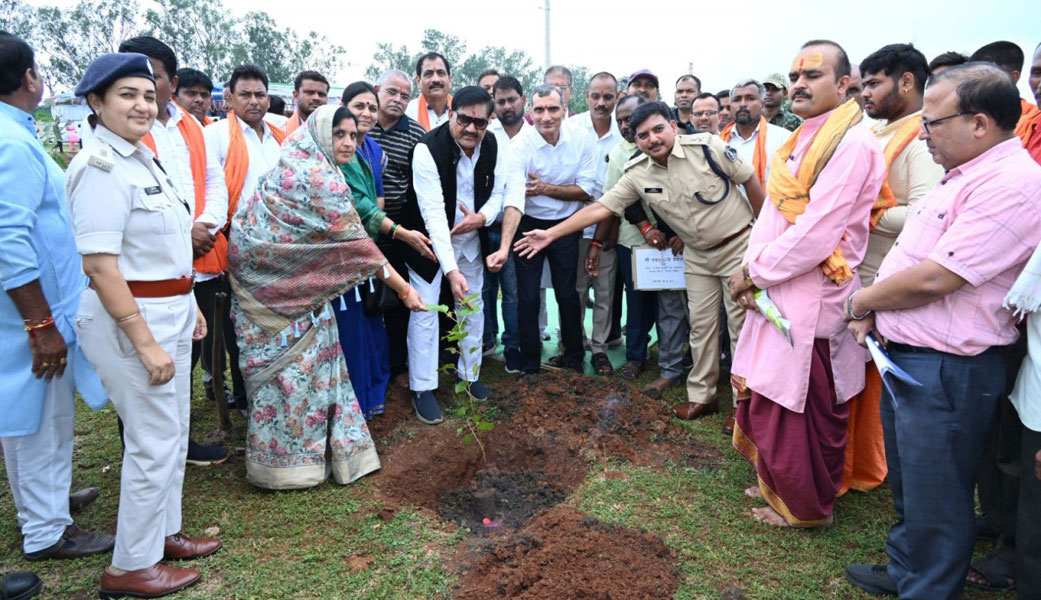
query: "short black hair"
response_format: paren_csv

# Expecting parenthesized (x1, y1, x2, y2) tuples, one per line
(929, 62, 1021, 131)
(341, 80, 378, 107)
(0, 31, 34, 95)
(860, 43, 930, 95)
(929, 51, 969, 73)
(715, 89, 730, 99)
(676, 74, 702, 90)
(294, 70, 329, 92)
(616, 94, 645, 111)
(175, 68, 212, 92)
(415, 52, 450, 78)
(268, 95, 285, 115)
(629, 101, 674, 132)
(228, 63, 268, 93)
(477, 68, 499, 83)
(118, 36, 177, 78)
(801, 39, 852, 79)
(451, 85, 493, 116)
(970, 41, 1024, 75)
(333, 106, 356, 127)
(694, 92, 721, 109)
(492, 75, 523, 97)
(588, 71, 618, 87)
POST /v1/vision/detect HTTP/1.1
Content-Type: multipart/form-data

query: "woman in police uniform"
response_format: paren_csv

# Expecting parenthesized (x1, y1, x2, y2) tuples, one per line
(66, 53, 220, 599)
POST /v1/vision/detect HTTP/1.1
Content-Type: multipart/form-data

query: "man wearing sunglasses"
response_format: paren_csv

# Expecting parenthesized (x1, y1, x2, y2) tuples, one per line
(400, 86, 510, 424)
(844, 62, 1041, 599)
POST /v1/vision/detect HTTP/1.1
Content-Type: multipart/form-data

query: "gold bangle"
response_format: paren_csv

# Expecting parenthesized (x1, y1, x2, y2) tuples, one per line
(116, 311, 140, 324)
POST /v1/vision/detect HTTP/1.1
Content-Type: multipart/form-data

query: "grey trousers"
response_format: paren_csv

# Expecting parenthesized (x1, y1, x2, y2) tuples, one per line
(576, 238, 619, 354)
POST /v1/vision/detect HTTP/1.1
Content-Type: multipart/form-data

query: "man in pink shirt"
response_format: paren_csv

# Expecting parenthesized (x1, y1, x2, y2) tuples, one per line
(843, 63, 1041, 599)
(725, 40, 885, 528)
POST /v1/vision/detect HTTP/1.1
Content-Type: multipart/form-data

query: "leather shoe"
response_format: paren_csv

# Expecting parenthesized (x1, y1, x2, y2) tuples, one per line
(164, 533, 222, 560)
(722, 407, 737, 435)
(1, 571, 42, 600)
(69, 487, 99, 512)
(672, 401, 719, 420)
(844, 563, 897, 596)
(99, 564, 200, 599)
(23, 524, 114, 561)
(642, 376, 681, 399)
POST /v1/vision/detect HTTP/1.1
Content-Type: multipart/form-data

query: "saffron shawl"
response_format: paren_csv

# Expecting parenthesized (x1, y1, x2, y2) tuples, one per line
(228, 104, 387, 333)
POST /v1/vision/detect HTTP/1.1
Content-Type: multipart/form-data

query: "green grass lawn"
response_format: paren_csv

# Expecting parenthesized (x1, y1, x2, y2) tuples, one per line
(0, 354, 1016, 599)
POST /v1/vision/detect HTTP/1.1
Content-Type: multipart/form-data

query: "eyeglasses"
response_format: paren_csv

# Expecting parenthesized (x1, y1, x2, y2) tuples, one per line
(455, 113, 489, 130)
(920, 112, 969, 134)
(691, 110, 719, 118)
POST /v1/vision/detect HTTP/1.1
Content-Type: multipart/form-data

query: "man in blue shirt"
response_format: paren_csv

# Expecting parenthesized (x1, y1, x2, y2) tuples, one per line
(0, 31, 112, 560)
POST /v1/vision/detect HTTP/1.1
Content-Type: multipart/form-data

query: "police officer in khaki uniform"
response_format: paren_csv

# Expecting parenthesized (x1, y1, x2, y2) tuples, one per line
(515, 101, 764, 423)
(66, 53, 220, 599)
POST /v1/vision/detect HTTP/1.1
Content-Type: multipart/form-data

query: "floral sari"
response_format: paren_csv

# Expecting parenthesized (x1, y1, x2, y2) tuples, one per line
(228, 105, 386, 490)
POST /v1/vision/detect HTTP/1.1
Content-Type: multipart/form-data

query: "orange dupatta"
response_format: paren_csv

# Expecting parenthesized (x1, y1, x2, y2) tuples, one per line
(224, 111, 287, 220)
(416, 93, 452, 131)
(719, 117, 768, 188)
(765, 99, 864, 285)
(1016, 98, 1041, 145)
(140, 114, 228, 274)
(869, 114, 922, 231)
(285, 112, 302, 134)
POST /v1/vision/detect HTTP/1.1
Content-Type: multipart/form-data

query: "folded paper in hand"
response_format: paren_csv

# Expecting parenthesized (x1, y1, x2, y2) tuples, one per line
(866, 334, 921, 406)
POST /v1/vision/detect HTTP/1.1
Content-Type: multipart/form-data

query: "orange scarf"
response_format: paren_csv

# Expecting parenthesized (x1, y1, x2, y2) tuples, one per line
(285, 112, 302, 134)
(224, 111, 286, 220)
(766, 99, 864, 285)
(141, 114, 228, 274)
(719, 117, 768, 188)
(1025, 112, 1041, 165)
(1016, 98, 1041, 145)
(869, 114, 922, 230)
(416, 93, 452, 131)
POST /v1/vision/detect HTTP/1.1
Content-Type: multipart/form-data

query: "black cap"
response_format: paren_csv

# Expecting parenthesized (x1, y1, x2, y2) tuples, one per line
(75, 53, 155, 97)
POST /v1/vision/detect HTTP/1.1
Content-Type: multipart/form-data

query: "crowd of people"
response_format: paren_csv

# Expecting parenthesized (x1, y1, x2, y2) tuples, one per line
(1, 27, 1040, 599)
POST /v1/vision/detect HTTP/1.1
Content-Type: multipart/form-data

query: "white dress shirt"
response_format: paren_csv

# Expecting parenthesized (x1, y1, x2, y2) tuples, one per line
(505, 124, 597, 221)
(150, 102, 228, 230)
(405, 98, 451, 130)
(564, 111, 621, 237)
(411, 139, 507, 276)
(203, 115, 281, 219)
(724, 120, 790, 183)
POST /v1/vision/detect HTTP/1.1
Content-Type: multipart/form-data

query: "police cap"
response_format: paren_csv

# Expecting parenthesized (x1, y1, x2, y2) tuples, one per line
(75, 52, 155, 97)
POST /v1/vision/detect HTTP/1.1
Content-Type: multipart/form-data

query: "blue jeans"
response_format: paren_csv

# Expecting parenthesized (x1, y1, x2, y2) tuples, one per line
(482, 228, 519, 351)
(615, 245, 656, 362)
(882, 343, 1004, 600)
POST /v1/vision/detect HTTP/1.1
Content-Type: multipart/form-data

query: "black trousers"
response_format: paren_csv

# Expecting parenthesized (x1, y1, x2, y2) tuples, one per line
(514, 215, 584, 372)
(977, 330, 1041, 598)
(191, 276, 246, 410)
(377, 238, 409, 378)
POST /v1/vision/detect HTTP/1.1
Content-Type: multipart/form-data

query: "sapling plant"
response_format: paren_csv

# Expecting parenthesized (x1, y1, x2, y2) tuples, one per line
(428, 292, 494, 461)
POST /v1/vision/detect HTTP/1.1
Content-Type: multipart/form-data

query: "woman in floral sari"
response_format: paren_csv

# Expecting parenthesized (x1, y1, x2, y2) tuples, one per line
(228, 104, 423, 490)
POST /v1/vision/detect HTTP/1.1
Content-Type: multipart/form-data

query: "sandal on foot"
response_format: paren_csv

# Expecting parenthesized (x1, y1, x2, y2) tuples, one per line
(591, 352, 613, 375)
(966, 553, 1016, 590)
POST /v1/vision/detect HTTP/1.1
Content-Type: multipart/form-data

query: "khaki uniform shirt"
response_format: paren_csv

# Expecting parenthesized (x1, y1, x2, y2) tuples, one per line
(598, 133, 755, 251)
(860, 110, 944, 284)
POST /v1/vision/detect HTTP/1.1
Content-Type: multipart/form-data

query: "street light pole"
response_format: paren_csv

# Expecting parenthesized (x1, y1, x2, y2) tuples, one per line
(544, 0, 551, 68)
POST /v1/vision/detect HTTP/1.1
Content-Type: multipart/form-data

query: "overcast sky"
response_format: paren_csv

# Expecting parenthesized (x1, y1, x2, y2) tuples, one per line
(29, 0, 1041, 99)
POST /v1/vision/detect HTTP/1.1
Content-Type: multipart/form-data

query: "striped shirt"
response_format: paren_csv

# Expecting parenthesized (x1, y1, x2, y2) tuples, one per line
(370, 115, 426, 220)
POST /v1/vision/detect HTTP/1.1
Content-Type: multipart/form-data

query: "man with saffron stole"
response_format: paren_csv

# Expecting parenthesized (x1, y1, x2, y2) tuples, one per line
(839, 44, 944, 495)
(203, 64, 285, 415)
(227, 105, 387, 490)
(726, 40, 885, 527)
(405, 52, 452, 131)
(1023, 43, 1041, 163)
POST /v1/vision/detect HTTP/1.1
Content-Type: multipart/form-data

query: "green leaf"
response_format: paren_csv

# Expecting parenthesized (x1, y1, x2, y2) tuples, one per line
(454, 380, 468, 394)
(468, 346, 479, 354)
(463, 292, 481, 304)
(477, 422, 495, 431)
(456, 426, 464, 436)
(462, 433, 474, 445)
(426, 304, 450, 313)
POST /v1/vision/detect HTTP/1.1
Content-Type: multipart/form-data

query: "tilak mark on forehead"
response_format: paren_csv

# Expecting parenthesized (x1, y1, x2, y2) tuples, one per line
(793, 53, 824, 71)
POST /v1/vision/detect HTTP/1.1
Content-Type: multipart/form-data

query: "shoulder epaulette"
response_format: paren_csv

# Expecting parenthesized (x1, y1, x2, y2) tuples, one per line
(85, 144, 114, 173)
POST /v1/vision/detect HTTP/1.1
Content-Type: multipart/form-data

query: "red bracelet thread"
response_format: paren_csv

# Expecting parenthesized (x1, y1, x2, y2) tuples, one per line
(640, 224, 654, 236)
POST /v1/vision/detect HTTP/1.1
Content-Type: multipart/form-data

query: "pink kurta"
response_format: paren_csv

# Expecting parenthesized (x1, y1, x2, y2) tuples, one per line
(732, 107, 885, 413)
